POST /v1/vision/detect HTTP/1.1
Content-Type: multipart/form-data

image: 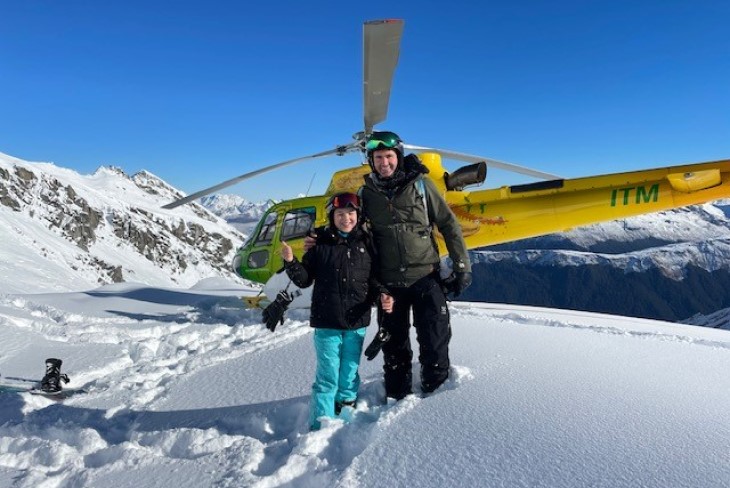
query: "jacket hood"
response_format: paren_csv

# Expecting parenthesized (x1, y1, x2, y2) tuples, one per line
(366, 154, 430, 192)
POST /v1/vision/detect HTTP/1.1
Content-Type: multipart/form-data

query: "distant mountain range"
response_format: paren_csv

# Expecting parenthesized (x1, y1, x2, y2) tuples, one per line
(198, 194, 274, 234)
(462, 204, 730, 329)
(2, 150, 728, 329)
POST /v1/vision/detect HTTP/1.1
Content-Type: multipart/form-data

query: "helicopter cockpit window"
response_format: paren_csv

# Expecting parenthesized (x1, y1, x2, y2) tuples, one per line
(254, 211, 278, 245)
(281, 207, 316, 241)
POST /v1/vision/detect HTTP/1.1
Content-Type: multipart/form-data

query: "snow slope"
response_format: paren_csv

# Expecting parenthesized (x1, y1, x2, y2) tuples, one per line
(0, 279, 728, 488)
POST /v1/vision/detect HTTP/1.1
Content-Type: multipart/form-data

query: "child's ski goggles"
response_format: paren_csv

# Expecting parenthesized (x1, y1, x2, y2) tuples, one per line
(328, 192, 361, 211)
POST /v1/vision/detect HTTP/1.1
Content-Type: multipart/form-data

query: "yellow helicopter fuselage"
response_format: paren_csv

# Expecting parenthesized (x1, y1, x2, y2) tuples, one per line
(234, 153, 730, 284)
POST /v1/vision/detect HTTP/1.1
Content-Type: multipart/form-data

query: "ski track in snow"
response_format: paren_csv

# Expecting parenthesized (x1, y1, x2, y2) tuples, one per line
(0, 293, 726, 487)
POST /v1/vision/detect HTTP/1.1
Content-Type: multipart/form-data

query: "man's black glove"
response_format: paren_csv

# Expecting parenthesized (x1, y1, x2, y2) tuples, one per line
(364, 327, 391, 360)
(262, 290, 293, 332)
(440, 273, 455, 297)
(451, 271, 472, 298)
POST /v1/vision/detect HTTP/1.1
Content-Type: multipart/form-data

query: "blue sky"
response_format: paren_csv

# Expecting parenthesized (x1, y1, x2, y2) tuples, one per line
(2, 1, 729, 202)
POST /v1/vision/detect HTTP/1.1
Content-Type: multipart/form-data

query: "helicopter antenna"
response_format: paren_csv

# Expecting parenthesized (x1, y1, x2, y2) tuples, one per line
(305, 173, 316, 196)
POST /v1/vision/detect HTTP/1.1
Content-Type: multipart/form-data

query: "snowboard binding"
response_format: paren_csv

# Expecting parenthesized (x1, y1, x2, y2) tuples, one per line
(41, 358, 70, 393)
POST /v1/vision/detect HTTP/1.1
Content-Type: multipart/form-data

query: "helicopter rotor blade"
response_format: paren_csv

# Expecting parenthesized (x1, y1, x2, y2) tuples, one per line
(162, 145, 358, 210)
(403, 144, 562, 180)
(363, 19, 404, 135)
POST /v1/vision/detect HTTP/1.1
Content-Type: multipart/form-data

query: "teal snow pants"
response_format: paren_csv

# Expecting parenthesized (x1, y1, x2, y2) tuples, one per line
(309, 327, 367, 430)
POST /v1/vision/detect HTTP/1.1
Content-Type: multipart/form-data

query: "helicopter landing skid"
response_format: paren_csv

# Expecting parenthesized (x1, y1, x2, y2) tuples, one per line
(241, 295, 267, 309)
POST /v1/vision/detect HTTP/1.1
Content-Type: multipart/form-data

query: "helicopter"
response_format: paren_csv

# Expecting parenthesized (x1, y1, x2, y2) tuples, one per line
(164, 19, 730, 306)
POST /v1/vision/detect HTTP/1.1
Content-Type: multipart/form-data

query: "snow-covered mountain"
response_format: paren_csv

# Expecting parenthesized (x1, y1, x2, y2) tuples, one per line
(199, 194, 274, 234)
(465, 203, 730, 326)
(480, 202, 730, 270)
(0, 152, 250, 294)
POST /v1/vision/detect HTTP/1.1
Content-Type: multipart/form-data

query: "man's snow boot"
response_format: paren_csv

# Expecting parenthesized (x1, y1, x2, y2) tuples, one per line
(41, 358, 70, 393)
(383, 358, 413, 401)
(421, 364, 449, 394)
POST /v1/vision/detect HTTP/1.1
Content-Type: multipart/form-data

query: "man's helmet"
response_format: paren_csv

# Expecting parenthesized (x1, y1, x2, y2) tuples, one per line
(365, 131, 404, 170)
(365, 131, 404, 155)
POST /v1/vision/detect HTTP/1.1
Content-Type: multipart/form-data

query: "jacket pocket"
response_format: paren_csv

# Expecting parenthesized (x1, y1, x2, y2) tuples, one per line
(400, 226, 438, 264)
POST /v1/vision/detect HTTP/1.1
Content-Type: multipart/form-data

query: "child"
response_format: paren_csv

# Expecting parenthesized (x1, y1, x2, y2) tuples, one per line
(280, 192, 393, 430)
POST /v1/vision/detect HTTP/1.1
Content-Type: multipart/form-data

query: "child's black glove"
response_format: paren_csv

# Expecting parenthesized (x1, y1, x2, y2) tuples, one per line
(262, 290, 293, 332)
(364, 327, 391, 360)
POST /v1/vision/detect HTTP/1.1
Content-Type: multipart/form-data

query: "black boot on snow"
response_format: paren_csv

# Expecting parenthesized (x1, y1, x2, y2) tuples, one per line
(383, 359, 413, 401)
(420, 364, 449, 395)
(41, 358, 69, 393)
(335, 400, 356, 415)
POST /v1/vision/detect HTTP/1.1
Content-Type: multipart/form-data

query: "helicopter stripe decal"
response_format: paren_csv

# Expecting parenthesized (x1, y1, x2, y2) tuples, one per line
(510, 180, 565, 194)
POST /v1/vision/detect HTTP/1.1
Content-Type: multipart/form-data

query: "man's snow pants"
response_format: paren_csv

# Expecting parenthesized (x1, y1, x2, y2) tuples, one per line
(380, 273, 451, 399)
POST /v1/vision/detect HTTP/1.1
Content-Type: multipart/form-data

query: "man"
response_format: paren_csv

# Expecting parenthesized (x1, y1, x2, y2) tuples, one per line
(359, 131, 472, 399)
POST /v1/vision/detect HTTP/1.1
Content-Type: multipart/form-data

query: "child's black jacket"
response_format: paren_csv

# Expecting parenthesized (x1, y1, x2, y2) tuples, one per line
(284, 226, 386, 330)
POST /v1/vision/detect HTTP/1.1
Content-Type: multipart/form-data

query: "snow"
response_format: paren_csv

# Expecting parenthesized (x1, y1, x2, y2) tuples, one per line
(1, 279, 729, 488)
(1, 150, 729, 486)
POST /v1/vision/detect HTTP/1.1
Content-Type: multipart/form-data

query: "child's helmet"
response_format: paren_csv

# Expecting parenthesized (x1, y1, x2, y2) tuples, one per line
(326, 192, 361, 227)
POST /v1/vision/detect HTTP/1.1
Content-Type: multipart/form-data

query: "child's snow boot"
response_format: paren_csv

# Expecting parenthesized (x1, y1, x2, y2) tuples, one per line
(335, 399, 356, 416)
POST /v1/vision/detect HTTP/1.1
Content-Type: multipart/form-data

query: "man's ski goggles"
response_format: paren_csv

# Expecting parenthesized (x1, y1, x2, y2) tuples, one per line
(365, 131, 403, 151)
(328, 192, 360, 211)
